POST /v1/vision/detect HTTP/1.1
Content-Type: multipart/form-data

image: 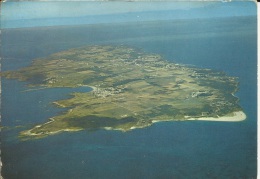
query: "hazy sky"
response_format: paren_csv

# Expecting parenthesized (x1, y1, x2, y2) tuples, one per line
(0, 1, 246, 20)
(0, 1, 256, 28)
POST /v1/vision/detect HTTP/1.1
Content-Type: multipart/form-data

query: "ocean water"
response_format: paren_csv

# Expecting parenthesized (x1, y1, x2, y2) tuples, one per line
(1, 17, 257, 178)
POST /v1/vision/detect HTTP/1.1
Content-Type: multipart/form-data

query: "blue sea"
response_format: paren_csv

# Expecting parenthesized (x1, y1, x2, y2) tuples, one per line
(1, 17, 257, 178)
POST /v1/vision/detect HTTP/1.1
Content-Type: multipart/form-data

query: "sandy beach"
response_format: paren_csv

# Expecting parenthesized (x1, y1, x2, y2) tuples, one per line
(151, 111, 246, 124)
(186, 111, 246, 122)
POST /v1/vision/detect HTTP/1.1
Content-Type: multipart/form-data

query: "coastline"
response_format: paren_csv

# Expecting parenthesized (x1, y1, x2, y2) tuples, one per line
(20, 110, 246, 138)
(151, 111, 246, 124)
(186, 111, 246, 122)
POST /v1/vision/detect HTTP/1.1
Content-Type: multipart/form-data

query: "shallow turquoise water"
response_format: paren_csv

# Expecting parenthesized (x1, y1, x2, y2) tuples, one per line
(1, 17, 257, 178)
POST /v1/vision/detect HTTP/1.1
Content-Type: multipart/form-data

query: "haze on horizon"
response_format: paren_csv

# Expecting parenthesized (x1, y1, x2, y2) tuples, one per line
(0, 1, 256, 29)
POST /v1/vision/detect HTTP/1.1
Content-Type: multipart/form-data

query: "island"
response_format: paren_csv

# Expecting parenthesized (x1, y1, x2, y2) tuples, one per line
(1, 45, 246, 139)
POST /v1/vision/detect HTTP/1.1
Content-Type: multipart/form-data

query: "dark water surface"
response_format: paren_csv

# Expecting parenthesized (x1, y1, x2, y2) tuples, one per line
(1, 17, 257, 178)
